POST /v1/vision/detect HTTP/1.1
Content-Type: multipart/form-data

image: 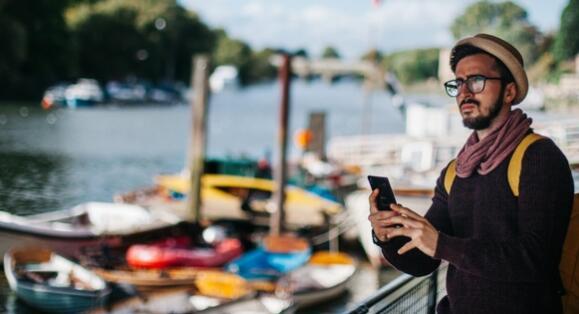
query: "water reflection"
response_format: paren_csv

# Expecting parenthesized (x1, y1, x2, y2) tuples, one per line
(0, 153, 66, 215)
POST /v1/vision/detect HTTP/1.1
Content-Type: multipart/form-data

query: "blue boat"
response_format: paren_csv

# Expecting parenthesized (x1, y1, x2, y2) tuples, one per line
(226, 246, 311, 280)
(4, 247, 111, 313)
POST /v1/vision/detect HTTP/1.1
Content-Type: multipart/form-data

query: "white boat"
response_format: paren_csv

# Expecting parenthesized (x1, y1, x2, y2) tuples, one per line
(277, 251, 357, 309)
(0, 202, 183, 260)
(89, 288, 293, 314)
(209, 65, 239, 92)
(65, 79, 105, 108)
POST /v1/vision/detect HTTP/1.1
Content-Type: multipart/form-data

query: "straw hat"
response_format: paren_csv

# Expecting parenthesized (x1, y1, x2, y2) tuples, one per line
(451, 33, 528, 104)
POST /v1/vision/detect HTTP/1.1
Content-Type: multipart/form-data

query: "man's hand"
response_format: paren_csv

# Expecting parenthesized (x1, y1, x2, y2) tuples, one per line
(384, 204, 439, 257)
(368, 189, 401, 242)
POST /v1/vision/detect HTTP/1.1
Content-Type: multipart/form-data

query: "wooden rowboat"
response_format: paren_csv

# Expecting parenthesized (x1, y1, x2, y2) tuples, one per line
(4, 247, 111, 313)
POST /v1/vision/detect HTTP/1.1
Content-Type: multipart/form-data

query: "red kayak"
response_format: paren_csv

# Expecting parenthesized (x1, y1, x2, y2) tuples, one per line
(126, 237, 243, 269)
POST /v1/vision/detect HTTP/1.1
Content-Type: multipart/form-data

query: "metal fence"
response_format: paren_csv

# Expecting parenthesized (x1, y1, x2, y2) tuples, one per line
(345, 264, 448, 314)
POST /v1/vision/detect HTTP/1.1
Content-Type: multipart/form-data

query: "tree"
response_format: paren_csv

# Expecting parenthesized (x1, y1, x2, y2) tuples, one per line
(294, 48, 309, 58)
(212, 32, 252, 84)
(450, 1, 542, 65)
(361, 49, 383, 63)
(70, 8, 145, 81)
(246, 48, 277, 83)
(383, 48, 439, 84)
(553, 0, 579, 62)
(321, 46, 340, 59)
(0, 0, 73, 99)
(67, 0, 215, 83)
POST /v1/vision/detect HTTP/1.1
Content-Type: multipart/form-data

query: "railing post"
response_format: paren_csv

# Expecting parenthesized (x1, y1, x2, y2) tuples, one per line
(427, 268, 439, 314)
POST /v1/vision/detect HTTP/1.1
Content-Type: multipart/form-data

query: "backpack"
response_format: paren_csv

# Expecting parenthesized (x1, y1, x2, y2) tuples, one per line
(443, 133, 579, 313)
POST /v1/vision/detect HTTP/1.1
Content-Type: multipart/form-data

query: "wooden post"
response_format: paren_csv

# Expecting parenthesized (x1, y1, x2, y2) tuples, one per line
(307, 111, 326, 160)
(270, 54, 292, 236)
(186, 55, 210, 222)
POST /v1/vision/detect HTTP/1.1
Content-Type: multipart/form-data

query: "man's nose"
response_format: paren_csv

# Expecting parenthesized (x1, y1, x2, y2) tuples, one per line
(457, 82, 472, 97)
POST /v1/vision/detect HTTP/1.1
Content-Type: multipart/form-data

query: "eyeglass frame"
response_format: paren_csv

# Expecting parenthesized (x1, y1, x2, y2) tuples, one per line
(443, 75, 503, 97)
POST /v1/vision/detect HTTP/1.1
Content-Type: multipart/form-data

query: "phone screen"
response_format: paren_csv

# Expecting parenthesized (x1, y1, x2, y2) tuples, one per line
(368, 175, 397, 211)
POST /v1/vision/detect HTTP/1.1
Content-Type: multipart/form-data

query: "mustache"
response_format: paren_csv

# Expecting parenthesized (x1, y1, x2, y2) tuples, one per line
(460, 98, 480, 107)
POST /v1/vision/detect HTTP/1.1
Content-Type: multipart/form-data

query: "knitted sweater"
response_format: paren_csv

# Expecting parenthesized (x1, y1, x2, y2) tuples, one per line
(378, 137, 574, 314)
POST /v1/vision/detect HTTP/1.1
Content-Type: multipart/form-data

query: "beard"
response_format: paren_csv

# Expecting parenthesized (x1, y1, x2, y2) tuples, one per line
(462, 86, 505, 130)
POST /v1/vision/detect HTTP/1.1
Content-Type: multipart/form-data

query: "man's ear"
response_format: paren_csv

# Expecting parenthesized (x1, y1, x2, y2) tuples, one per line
(503, 82, 517, 105)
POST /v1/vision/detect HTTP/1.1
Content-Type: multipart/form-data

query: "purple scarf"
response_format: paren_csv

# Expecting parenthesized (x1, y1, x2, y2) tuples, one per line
(456, 109, 532, 178)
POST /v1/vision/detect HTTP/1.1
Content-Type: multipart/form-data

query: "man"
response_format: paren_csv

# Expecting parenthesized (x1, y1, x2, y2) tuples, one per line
(369, 33, 574, 313)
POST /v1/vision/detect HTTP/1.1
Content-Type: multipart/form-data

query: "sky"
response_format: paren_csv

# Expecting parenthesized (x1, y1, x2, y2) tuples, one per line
(180, 0, 569, 60)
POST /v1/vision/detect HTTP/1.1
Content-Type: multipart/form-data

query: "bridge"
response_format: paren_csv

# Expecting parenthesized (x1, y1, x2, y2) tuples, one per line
(269, 55, 386, 89)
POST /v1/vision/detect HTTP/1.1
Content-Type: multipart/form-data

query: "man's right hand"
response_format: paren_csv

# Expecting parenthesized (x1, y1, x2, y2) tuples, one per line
(368, 188, 400, 242)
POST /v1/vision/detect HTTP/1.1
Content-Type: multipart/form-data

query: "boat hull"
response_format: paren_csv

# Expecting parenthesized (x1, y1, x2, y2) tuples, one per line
(4, 248, 111, 313)
(11, 282, 109, 313)
(0, 219, 190, 262)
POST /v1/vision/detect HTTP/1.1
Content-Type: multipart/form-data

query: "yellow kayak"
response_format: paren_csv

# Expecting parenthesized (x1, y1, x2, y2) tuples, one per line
(117, 174, 344, 227)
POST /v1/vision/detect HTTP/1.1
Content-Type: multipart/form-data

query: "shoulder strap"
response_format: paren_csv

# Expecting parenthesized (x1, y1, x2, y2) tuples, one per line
(507, 133, 544, 197)
(444, 159, 457, 195)
(444, 133, 544, 197)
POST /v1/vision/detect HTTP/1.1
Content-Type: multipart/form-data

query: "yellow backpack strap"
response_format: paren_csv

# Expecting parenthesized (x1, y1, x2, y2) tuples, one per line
(507, 133, 544, 197)
(561, 193, 579, 312)
(444, 159, 457, 195)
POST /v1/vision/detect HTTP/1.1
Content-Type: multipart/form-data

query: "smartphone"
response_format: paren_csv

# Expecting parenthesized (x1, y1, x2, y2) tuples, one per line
(368, 175, 397, 211)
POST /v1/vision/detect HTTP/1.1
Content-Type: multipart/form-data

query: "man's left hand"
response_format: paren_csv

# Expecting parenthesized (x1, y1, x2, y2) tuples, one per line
(385, 204, 439, 257)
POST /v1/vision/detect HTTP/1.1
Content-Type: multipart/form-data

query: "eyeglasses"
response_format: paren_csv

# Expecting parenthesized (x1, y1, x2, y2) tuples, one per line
(444, 75, 502, 97)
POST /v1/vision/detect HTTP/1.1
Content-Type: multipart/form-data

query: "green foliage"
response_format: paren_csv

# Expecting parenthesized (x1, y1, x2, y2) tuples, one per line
(383, 48, 439, 84)
(321, 46, 340, 59)
(211, 31, 278, 85)
(0, 0, 73, 99)
(212, 33, 252, 69)
(0, 0, 218, 99)
(72, 8, 145, 81)
(212, 32, 252, 84)
(68, 0, 214, 83)
(361, 49, 383, 63)
(246, 48, 277, 83)
(450, 1, 542, 65)
(294, 49, 309, 58)
(553, 0, 579, 62)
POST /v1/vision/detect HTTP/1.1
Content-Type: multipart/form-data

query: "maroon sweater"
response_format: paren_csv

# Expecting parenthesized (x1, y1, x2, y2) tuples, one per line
(378, 137, 574, 313)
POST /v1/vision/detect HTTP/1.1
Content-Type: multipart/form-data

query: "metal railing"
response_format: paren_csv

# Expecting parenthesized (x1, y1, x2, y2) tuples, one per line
(345, 264, 448, 314)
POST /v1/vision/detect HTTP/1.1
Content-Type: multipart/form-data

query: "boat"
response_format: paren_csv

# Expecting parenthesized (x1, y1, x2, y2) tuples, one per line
(226, 235, 311, 280)
(125, 236, 243, 269)
(115, 174, 345, 228)
(0, 202, 185, 260)
(278, 251, 357, 309)
(41, 84, 68, 110)
(90, 269, 290, 314)
(89, 287, 293, 314)
(4, 247, 111, 313)
(105, 81, 147, 104)
(92, 267, 210, 287)
(64, 78, 105, 108)
(209, 65, 239, 92)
